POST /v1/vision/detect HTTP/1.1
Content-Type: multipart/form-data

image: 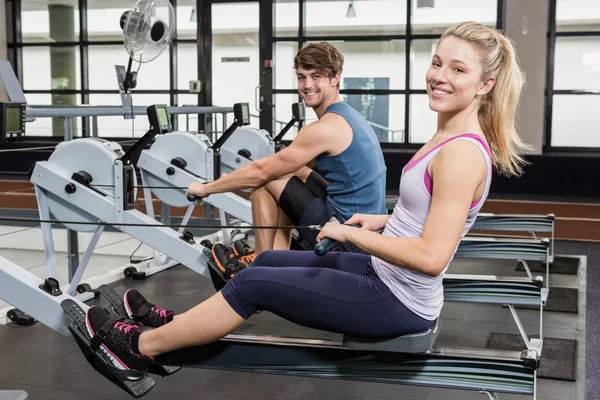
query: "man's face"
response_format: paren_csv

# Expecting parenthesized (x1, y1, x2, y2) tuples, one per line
(296, 66, 338, 108)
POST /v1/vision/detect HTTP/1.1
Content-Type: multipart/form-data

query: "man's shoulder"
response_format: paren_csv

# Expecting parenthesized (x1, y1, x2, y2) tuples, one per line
(305, 112, 347, 132)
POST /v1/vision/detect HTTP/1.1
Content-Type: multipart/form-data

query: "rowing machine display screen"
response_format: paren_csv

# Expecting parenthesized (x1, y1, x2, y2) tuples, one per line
(157, 107, 169, 128)
(292, 102, 304, 122)
(146, 104, 172, 134)
(0, 101, 26, 146)
(233, 103, 250, 126)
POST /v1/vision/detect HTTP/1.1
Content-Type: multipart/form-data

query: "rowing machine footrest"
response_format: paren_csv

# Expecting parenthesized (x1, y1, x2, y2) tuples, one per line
(124, 267, 147, 280)
(6, 308, 35, 326)
(343, 318, 440, 353)
(76, 283, 100, 298)
(180, 231, 195, 244)
(60, 299, 155, 398)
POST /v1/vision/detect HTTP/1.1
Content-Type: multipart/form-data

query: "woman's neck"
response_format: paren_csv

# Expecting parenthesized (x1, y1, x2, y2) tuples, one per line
(435, 104, 483, 139)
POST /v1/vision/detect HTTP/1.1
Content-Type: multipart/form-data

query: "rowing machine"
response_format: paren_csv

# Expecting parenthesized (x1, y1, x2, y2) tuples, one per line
(137, 102, 306, 249)
(0, 256, 539, 400)
(27, 103, 252, 297)
(219, 102, 304, 174)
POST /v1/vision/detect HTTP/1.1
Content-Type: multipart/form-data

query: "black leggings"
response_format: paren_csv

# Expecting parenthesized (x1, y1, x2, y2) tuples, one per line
(220, 250, 433, 337)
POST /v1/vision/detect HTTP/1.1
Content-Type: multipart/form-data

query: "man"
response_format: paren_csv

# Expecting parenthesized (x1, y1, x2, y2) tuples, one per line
(187, 41, 387, 279)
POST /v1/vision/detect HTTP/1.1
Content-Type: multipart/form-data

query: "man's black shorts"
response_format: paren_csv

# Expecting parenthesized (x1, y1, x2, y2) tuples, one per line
(278, 171, 346, 249)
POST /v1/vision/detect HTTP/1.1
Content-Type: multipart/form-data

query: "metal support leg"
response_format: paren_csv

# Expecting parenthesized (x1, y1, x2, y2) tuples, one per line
(544, 249, 551, 302)
(35, 186, 58, 279)
(161, 202, 171, 228)
(551, 222, 555, 259)
(92, 116, 98, 137)
(67, 224, 104, 296)
(67, 229, 80, 282)
(220, 212, 232, 245)
(480, 391, 499, 400)
(204, 204, 215, 220)
(63, 117, 73, 141)
(517, 260, 533, 280)
(161, 202, 194, 265)
(141, 172, 163, 264)
(508, 304, 543, 354)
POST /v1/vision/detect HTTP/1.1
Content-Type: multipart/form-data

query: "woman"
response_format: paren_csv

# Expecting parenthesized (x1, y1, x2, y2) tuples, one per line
(84, 21, 530, 372)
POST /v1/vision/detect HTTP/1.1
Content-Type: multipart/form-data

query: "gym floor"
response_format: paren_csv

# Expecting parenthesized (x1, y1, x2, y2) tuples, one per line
(0, 228, 593, 400)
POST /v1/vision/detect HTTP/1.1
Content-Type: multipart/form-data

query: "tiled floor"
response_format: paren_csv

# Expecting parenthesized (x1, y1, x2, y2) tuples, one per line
(0, 226, 590, 400)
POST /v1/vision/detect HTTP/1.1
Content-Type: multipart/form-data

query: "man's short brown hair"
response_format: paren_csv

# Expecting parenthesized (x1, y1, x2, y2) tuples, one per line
(294, 42, 344, 87)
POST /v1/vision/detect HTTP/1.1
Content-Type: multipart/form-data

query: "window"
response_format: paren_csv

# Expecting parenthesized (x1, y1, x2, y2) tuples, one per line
(553, 36, 600, 91)
(275, 42, 299, 89)
(88, 45, 130, 91)
(273, 93, 303, 140)
(178, 3, 196, 40)
(88, 93, 171, 138)
(212, 3, 260, 131)
(547, 0, 600, 148)
(177, 43, 199, 90)
(87, 2, 128, 42)
(275, 0, 501, 145)
(551, 95, 600, 147)
(12, 0, 503, 151)
(334, 41, 406, 90)
(344, 94, 405, 143)
(22, 46, 81, 91)
(411, 39, 437, 89)
(276, 0, 299, 37)
(176, 94, 203, 134)
(411, 0, 497, 33)
(24, 94, 85, 137)
(556, 0, 600, 32)
(305, 0, 408, 36)
(409, 94, 435, 143)
(21, 0, 80, 43)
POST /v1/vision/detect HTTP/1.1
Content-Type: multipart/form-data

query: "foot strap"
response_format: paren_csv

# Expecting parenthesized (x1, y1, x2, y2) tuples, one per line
(90, 316, 123, 352)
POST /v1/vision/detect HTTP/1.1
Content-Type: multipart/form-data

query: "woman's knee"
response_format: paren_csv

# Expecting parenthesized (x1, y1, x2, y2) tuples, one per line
(221, 268, 259, 318)
(251, 251, 270, 266)
(251, 250, 291, 267)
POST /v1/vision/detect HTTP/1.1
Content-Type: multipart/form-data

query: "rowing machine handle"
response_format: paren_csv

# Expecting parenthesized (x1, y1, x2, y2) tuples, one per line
(187, 193, 198, 202)
(314, 222, 361, 256)
(314, 238, 336, 256)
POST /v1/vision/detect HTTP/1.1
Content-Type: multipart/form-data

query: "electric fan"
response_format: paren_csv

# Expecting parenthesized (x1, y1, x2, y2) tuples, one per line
(118, 0, 176, 93)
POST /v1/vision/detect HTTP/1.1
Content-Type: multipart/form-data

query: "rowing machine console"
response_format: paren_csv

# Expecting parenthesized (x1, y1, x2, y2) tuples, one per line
(274, 102, 304, 144)
(208, 102, 250, 180)
(0, 101, 26, 147)
(146, 104, 172, 134)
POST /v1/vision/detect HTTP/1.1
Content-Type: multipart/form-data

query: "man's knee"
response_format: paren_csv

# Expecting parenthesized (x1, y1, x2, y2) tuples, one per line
(250, 186, 271, 202)
(261, 175, 297, 203)
(294, 166, 314, 183)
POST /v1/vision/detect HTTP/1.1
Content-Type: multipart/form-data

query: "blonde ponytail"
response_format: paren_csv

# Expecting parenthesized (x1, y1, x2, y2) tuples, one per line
(441, 22, 531, 176)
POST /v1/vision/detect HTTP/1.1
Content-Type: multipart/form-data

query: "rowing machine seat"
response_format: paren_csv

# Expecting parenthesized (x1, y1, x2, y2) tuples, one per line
(342, 318, 440, 353)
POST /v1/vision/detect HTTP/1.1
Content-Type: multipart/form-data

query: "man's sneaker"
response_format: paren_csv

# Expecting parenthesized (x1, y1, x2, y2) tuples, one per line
(211, 243, 248, 280)
(124, 289, 174, 328)
(232, 239, 254, 257)
(85, 306, 152, 371)
(232, 239, 256, 264)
